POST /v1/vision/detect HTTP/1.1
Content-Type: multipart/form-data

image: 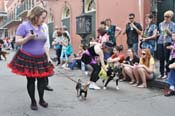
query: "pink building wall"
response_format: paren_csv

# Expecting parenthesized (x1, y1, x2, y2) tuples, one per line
(48, 0, 150, 52)
(0, 0, 5, 11)
(1, 0, 151, 53)
(47, 0, 83, 52)
(4, 0, 19, 38)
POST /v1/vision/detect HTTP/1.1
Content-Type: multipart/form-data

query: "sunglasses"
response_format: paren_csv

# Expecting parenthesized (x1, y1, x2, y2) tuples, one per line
(164, 16, 170, 18)
(129, 17, 134, 20)
(142, 53, 146, 55)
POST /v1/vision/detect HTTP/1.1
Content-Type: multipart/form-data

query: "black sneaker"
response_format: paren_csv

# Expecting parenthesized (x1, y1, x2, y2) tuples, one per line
(45, 85, 53, 91)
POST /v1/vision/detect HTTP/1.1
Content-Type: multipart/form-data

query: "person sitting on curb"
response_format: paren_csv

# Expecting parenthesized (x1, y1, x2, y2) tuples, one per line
(68, 44, 87, 70)
(133, 48, 155, 88)
(102, 46, 125, 90)
(122, 48, 139, 84)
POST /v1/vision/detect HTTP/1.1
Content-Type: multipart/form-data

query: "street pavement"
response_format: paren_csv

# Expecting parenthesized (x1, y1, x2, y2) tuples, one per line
(0, 50, 175, 116)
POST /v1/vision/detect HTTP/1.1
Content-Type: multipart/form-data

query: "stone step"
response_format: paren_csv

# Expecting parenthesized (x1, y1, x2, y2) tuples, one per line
(147, 79, 169, 89)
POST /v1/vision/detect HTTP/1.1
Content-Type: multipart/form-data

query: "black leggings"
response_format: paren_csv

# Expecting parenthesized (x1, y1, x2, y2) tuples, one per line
(27, 77, 46, 103)
(90, 63, 101, 82)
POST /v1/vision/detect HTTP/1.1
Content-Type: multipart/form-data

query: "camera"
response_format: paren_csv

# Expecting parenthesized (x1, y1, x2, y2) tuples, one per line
(30, 30, 34, 35)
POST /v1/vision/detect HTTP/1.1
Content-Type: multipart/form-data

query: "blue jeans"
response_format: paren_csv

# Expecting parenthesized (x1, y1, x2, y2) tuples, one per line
(132, 43, 138, 55)
(60, 47, 68, 61)
(68, 60, 78, 70)
(168, 69, 175, 86)
(68, 60, 88, 70)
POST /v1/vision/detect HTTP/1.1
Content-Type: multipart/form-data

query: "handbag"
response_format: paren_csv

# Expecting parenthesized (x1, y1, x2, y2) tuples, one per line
(66, 44, 73, 56)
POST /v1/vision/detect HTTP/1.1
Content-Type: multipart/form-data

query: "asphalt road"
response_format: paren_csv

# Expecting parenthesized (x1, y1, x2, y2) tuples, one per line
(0, 50, 175, 116)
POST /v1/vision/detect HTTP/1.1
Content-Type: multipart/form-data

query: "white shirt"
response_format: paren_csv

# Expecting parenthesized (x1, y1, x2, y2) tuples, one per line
(42, 23, 50, 48)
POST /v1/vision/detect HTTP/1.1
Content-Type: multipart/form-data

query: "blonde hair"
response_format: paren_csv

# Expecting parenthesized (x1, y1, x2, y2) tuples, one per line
(140, 48, 152, 67)
(27, 6, 47, 25)
(164, 10, 174, 18)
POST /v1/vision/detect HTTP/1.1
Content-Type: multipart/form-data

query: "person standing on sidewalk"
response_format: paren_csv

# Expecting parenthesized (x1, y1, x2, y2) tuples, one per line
(105, 18, 122, 46)
(35, 0, 54, 92)
(52, 29, 63, 66)
(0, 39, 4, 60)
(8, 6, 54, 110)
(140, 14, 157, 56)
(157, 10, 175, 79)
(124, 13, 142, 55)
(42, 22, 54, 91)
(60, 32, 69, 69)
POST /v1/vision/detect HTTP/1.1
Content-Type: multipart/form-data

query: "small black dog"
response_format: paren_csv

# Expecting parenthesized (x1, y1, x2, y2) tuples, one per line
(76, 79, 90, 100)
(103, 66, 120, 90)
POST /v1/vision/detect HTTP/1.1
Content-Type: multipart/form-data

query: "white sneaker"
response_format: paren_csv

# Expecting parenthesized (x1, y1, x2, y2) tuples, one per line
(116, 86, 119, 90)
(62, 64, 66, 68)
(103, 87, 107, 90)
(84, 71, 88, 75)
(89, 82, 101, 90)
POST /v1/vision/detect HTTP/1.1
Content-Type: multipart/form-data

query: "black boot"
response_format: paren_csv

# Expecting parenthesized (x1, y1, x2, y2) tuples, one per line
(30, 100, 38, 110)
(37, 78, 48, 108)
(39, 100, 48, 108)
(27, 78, 37, 110)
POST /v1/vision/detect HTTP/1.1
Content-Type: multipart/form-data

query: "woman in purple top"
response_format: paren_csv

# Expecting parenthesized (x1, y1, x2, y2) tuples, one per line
(8, 6, 54, 110)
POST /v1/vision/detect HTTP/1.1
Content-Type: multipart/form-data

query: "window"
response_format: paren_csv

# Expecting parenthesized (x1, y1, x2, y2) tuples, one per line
(85, 0, 96, 13)
(62, 6, 70, 19)
(48, 9, 54, 23)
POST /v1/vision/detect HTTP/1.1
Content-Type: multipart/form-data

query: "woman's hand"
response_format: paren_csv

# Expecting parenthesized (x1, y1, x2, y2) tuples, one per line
(166, 45, 173, 49)
(169, 63, 175, 69)
(136, 64, 145, 68)
(26, 33, 36, 41)
(16, 33, 36, 45)
(102, 65, 108, 72)
(142, 38, 147, 41)
(48, 57, 53, 64)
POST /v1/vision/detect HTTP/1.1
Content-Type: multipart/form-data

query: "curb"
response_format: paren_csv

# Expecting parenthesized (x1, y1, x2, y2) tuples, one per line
(147, 79, 169, 89)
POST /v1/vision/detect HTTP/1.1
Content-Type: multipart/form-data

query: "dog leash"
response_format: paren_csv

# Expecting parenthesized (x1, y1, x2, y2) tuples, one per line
(57, 70, 78, 83)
